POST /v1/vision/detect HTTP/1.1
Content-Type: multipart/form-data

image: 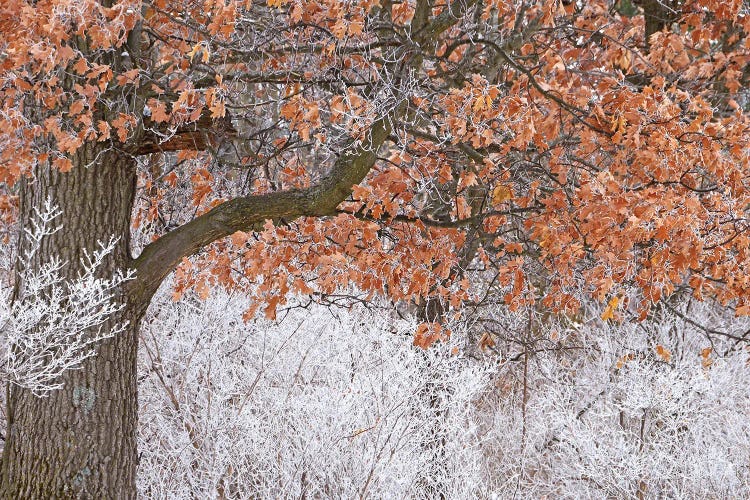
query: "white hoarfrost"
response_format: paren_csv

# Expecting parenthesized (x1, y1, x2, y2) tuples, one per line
(478, 302, 750, 498)
(0, 200, 133, 395)
(137, 289, 494, 498)
(137, 284, 750, 498)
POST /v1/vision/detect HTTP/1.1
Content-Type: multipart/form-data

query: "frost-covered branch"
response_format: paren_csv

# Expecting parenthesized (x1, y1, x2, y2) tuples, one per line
(0, 202, 134, 395)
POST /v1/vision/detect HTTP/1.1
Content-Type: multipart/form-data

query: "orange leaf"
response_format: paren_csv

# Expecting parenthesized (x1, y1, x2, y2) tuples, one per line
(601, 296, 619, 321)
(53, 157, 74, 173)
(147, 99, 170, 123)
(491, 184, 513, 205)
(413, 323, 445, 349)
(97, 121, 111, 141)
(68, 100, 85, 116)
(655, 345, 672, 363)
(479, 332, 495, 351)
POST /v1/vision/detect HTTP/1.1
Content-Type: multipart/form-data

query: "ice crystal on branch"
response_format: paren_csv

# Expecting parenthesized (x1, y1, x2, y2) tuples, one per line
(0, 201, 134, 395)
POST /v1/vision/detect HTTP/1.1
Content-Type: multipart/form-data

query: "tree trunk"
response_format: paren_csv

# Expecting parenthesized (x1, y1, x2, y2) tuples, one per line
(0, 144, 142, 498)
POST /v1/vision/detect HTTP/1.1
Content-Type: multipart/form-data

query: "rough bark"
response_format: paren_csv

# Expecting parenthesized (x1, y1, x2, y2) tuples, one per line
(1, 144, 141, 498)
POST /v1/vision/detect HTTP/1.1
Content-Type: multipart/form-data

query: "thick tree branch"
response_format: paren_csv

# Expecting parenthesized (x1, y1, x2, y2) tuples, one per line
(134, 112, 236, 155)
(127, 0, 480, 304)
(129, 118, 390, 303)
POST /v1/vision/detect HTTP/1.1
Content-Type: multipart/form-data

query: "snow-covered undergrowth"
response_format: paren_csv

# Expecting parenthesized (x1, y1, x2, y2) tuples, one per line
(137, 287, 750, 499)
(479, 302, 750, 498)
(137, 289, 493, 498)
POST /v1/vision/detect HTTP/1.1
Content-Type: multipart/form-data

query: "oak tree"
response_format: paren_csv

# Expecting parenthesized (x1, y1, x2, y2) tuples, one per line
(1, 0, 750, 496)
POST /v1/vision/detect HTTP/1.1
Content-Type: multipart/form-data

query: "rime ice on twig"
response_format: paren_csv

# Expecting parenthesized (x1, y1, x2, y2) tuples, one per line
(0, 201, 134, 395)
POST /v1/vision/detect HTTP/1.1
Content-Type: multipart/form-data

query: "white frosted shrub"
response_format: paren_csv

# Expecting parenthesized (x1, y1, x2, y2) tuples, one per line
(0, 201, 133, 394)
(137, 287, 495, 498)
(478, 301, 750, 499)
(137, 282, 750, 498)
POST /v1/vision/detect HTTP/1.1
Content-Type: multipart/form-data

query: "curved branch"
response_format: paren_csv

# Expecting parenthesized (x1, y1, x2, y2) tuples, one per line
(127, 0, 480, 304)
(128, 118, 389, 303)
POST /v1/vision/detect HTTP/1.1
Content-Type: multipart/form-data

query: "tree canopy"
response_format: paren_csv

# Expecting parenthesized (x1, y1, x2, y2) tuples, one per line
(3, 0, 750, 336)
